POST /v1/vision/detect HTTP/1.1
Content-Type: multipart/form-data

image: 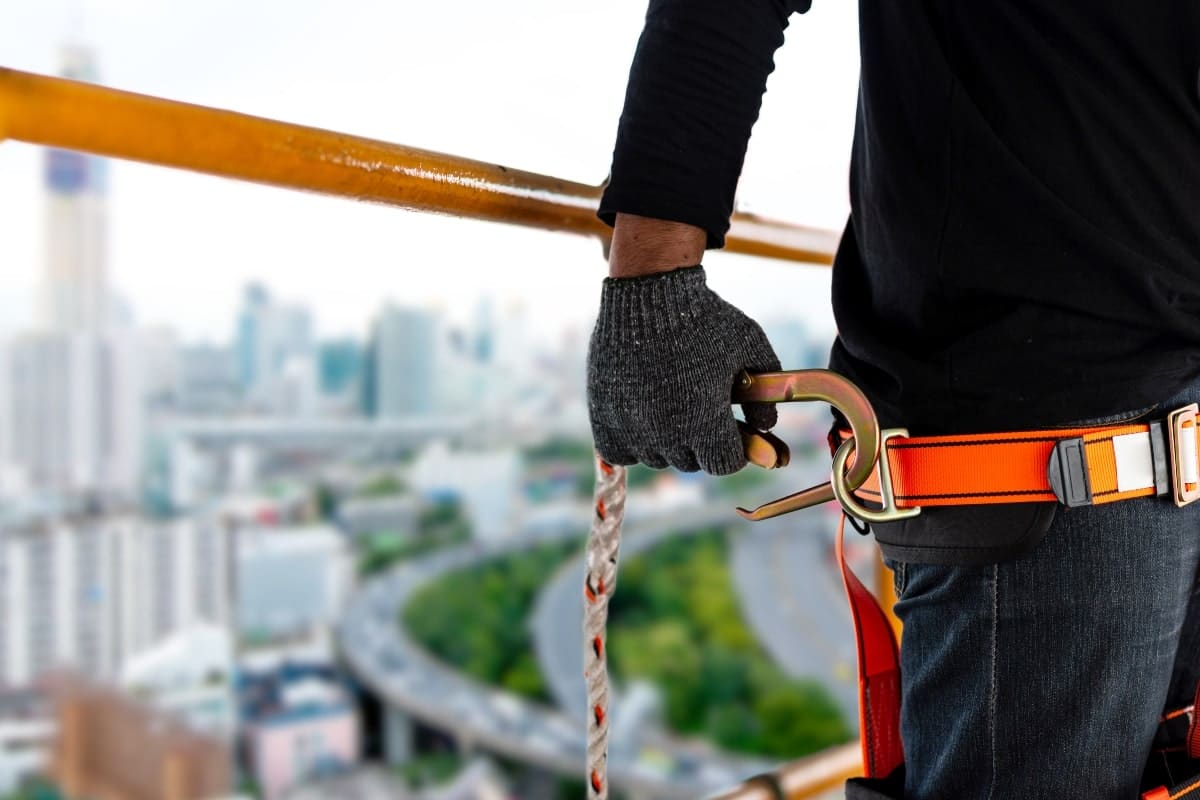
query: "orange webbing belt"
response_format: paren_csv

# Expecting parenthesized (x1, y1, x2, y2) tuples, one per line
(838, 514, 903, 779)
(853, 421, 1183, 509)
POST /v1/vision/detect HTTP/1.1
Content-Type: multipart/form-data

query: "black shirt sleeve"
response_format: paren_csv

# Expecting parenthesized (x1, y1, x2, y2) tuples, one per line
(598, 0, 811, 249)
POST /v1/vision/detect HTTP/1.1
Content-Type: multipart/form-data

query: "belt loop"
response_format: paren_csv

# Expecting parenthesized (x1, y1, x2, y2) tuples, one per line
(1148, 419, 1171, 497)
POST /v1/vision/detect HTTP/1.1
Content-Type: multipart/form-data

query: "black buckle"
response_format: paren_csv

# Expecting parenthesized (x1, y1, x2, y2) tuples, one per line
(1048, 437, 1092, 508)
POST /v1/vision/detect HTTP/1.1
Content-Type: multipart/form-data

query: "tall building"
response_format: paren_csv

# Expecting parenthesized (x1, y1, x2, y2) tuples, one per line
(0, 512, 231, 686)
(234, 283, 317, 414)
(317, 338, 363, 398)
(364, 304, 438, 418)
(38, 46, 109, 335)
(1, 331, 143, 497)
(236, 282, 270, 391)
(0, 46, 146, 500)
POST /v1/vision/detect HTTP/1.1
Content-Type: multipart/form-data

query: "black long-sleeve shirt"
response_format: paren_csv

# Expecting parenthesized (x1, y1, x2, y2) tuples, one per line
(600, 0, 1200, 436)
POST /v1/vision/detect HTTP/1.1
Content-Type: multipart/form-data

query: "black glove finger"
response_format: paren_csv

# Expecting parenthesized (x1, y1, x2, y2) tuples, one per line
(695, 415, 747, 476)
(666, 447, 700, 473)
(735, 322, 783, 430)
(741, 400, 778, 432)
(635, 450, 670, 470)
(594, 445, 639, 466)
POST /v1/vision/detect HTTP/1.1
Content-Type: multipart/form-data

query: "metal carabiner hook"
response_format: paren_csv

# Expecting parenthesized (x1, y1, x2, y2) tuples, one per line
(731, 369, 881, 520)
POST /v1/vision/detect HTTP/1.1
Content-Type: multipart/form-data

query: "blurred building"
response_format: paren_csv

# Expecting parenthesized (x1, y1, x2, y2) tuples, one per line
(176, 343, 240, 414)
(409, 442, 518, 541)
(0, 47, 146, 502)
(38, 48, 109, 335)
(47, 672, 232, 800)
(761, 318, 830, 371)
(0, 687, 55, 795)
(235, 524, 350, 643)
(0, 331, 144, 498)
(121, 624, 236, 740)
(283, 766, 414, 799)
(363, 304, 437, 418)
(337, 494, 422, 539)
(318, 338, 364, 399)
(235, 283, 317, 415)
(140, 325, 182, 410)
(0, 512, 231, 685)
(236, 282, 271, 390)
(240, 662, 360, 800)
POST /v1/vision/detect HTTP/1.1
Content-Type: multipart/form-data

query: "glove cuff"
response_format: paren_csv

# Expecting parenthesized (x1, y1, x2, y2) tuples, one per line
(595, 265, 710, 342)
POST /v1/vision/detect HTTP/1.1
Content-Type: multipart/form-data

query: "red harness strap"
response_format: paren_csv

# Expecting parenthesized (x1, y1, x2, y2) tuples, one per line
(838, 514, 903, 778)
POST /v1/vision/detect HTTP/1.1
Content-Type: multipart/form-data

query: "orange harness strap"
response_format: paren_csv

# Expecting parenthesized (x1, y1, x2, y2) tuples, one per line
(851, 406, 1200, 512)
(838, 514, 903, 779)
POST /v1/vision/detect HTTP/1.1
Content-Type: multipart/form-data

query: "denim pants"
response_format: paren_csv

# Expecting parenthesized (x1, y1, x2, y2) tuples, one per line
(888, 383, 1200, 799)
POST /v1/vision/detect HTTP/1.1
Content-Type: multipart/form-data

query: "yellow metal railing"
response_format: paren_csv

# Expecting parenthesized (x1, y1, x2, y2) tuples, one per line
(0, 66, 866, 799)
(0, 67, 839, 266)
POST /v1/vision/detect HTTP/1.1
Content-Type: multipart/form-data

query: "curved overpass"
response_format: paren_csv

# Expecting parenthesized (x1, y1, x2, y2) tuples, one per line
(338, 503, 777, 799)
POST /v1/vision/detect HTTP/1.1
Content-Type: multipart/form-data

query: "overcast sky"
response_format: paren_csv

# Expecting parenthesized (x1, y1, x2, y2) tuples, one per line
(0, 0, 860, 344)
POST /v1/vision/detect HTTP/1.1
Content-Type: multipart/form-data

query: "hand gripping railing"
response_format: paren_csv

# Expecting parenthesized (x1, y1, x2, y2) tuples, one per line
(0, 65, 863, 799)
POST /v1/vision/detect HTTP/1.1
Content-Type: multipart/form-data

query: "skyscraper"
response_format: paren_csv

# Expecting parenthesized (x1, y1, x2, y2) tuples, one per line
(364, 304, 438, 418)
(0, 46, 145, 500)
(233, 283, 316, 414)
(38, 46, 110, 335)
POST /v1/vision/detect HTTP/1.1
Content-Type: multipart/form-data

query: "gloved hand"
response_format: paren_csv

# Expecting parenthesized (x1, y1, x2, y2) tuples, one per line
(586, 264, 781, 475)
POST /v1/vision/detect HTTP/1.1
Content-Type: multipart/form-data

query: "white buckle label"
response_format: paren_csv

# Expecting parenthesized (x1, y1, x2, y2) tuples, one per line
(1112, 432, 1155, 493)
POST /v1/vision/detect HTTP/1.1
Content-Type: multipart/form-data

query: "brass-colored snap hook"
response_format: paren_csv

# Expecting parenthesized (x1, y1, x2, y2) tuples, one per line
(731, 369, 881, 520)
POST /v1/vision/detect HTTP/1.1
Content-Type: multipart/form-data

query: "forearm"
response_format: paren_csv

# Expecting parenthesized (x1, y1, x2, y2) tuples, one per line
(598, 0, 808, 249)
(608, 213, 706, 279)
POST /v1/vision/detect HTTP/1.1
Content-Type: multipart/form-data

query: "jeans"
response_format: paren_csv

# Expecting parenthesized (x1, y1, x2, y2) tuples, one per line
(888, 381, 1200, 799)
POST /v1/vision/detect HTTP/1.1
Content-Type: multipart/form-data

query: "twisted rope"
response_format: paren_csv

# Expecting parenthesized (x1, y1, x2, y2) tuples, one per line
(583, 456, 626, 800)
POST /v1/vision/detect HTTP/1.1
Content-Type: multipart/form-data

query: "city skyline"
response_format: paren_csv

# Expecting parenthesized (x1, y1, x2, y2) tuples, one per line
(0, 6, 866, 797)
(0, 0, 859, 344)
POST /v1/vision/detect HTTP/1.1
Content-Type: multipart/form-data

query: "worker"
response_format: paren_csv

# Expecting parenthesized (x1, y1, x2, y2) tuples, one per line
(585, 2, 1200, 798)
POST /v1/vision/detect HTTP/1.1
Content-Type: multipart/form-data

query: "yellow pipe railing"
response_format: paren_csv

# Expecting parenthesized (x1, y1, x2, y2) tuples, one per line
(710, 743, 861, 800)
(0, 65, 871, 799)
(0, 67, 839, 265)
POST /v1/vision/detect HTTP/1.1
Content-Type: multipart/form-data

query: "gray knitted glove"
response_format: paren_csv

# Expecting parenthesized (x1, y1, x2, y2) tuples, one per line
(586, 265, 781, 475)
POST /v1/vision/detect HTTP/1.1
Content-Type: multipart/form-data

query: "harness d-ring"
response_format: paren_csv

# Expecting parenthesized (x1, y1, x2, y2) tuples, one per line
(731, 369, 881, 520)
(831, 430, 921, 523)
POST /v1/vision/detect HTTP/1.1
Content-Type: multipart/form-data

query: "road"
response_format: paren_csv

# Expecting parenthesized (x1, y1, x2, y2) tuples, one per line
(338, 505, 778, 800)
(532, 479, 861, 728)
(531, 501, 740, 718)
(728, 511, 860, 724)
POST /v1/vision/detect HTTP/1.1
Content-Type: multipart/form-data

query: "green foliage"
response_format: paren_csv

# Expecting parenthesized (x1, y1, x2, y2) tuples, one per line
(523, 438, 596, 465)
(404, 539, 581, 702)
(356, 473, 408, 498)
(395, 751, 465, 788)
(608, 530, 850, 758)
(523, 437, 659, 499)
(712, 464, 776, 498)
(356, 499, 471, 576)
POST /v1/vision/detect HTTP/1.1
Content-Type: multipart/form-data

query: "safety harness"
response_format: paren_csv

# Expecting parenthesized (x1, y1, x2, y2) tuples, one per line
(832, 401, 1200, 800)
(583, 371, 1200, 800)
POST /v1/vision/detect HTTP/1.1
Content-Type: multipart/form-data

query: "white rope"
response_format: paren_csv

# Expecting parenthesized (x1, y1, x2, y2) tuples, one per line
(583, 456, 626, 800)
